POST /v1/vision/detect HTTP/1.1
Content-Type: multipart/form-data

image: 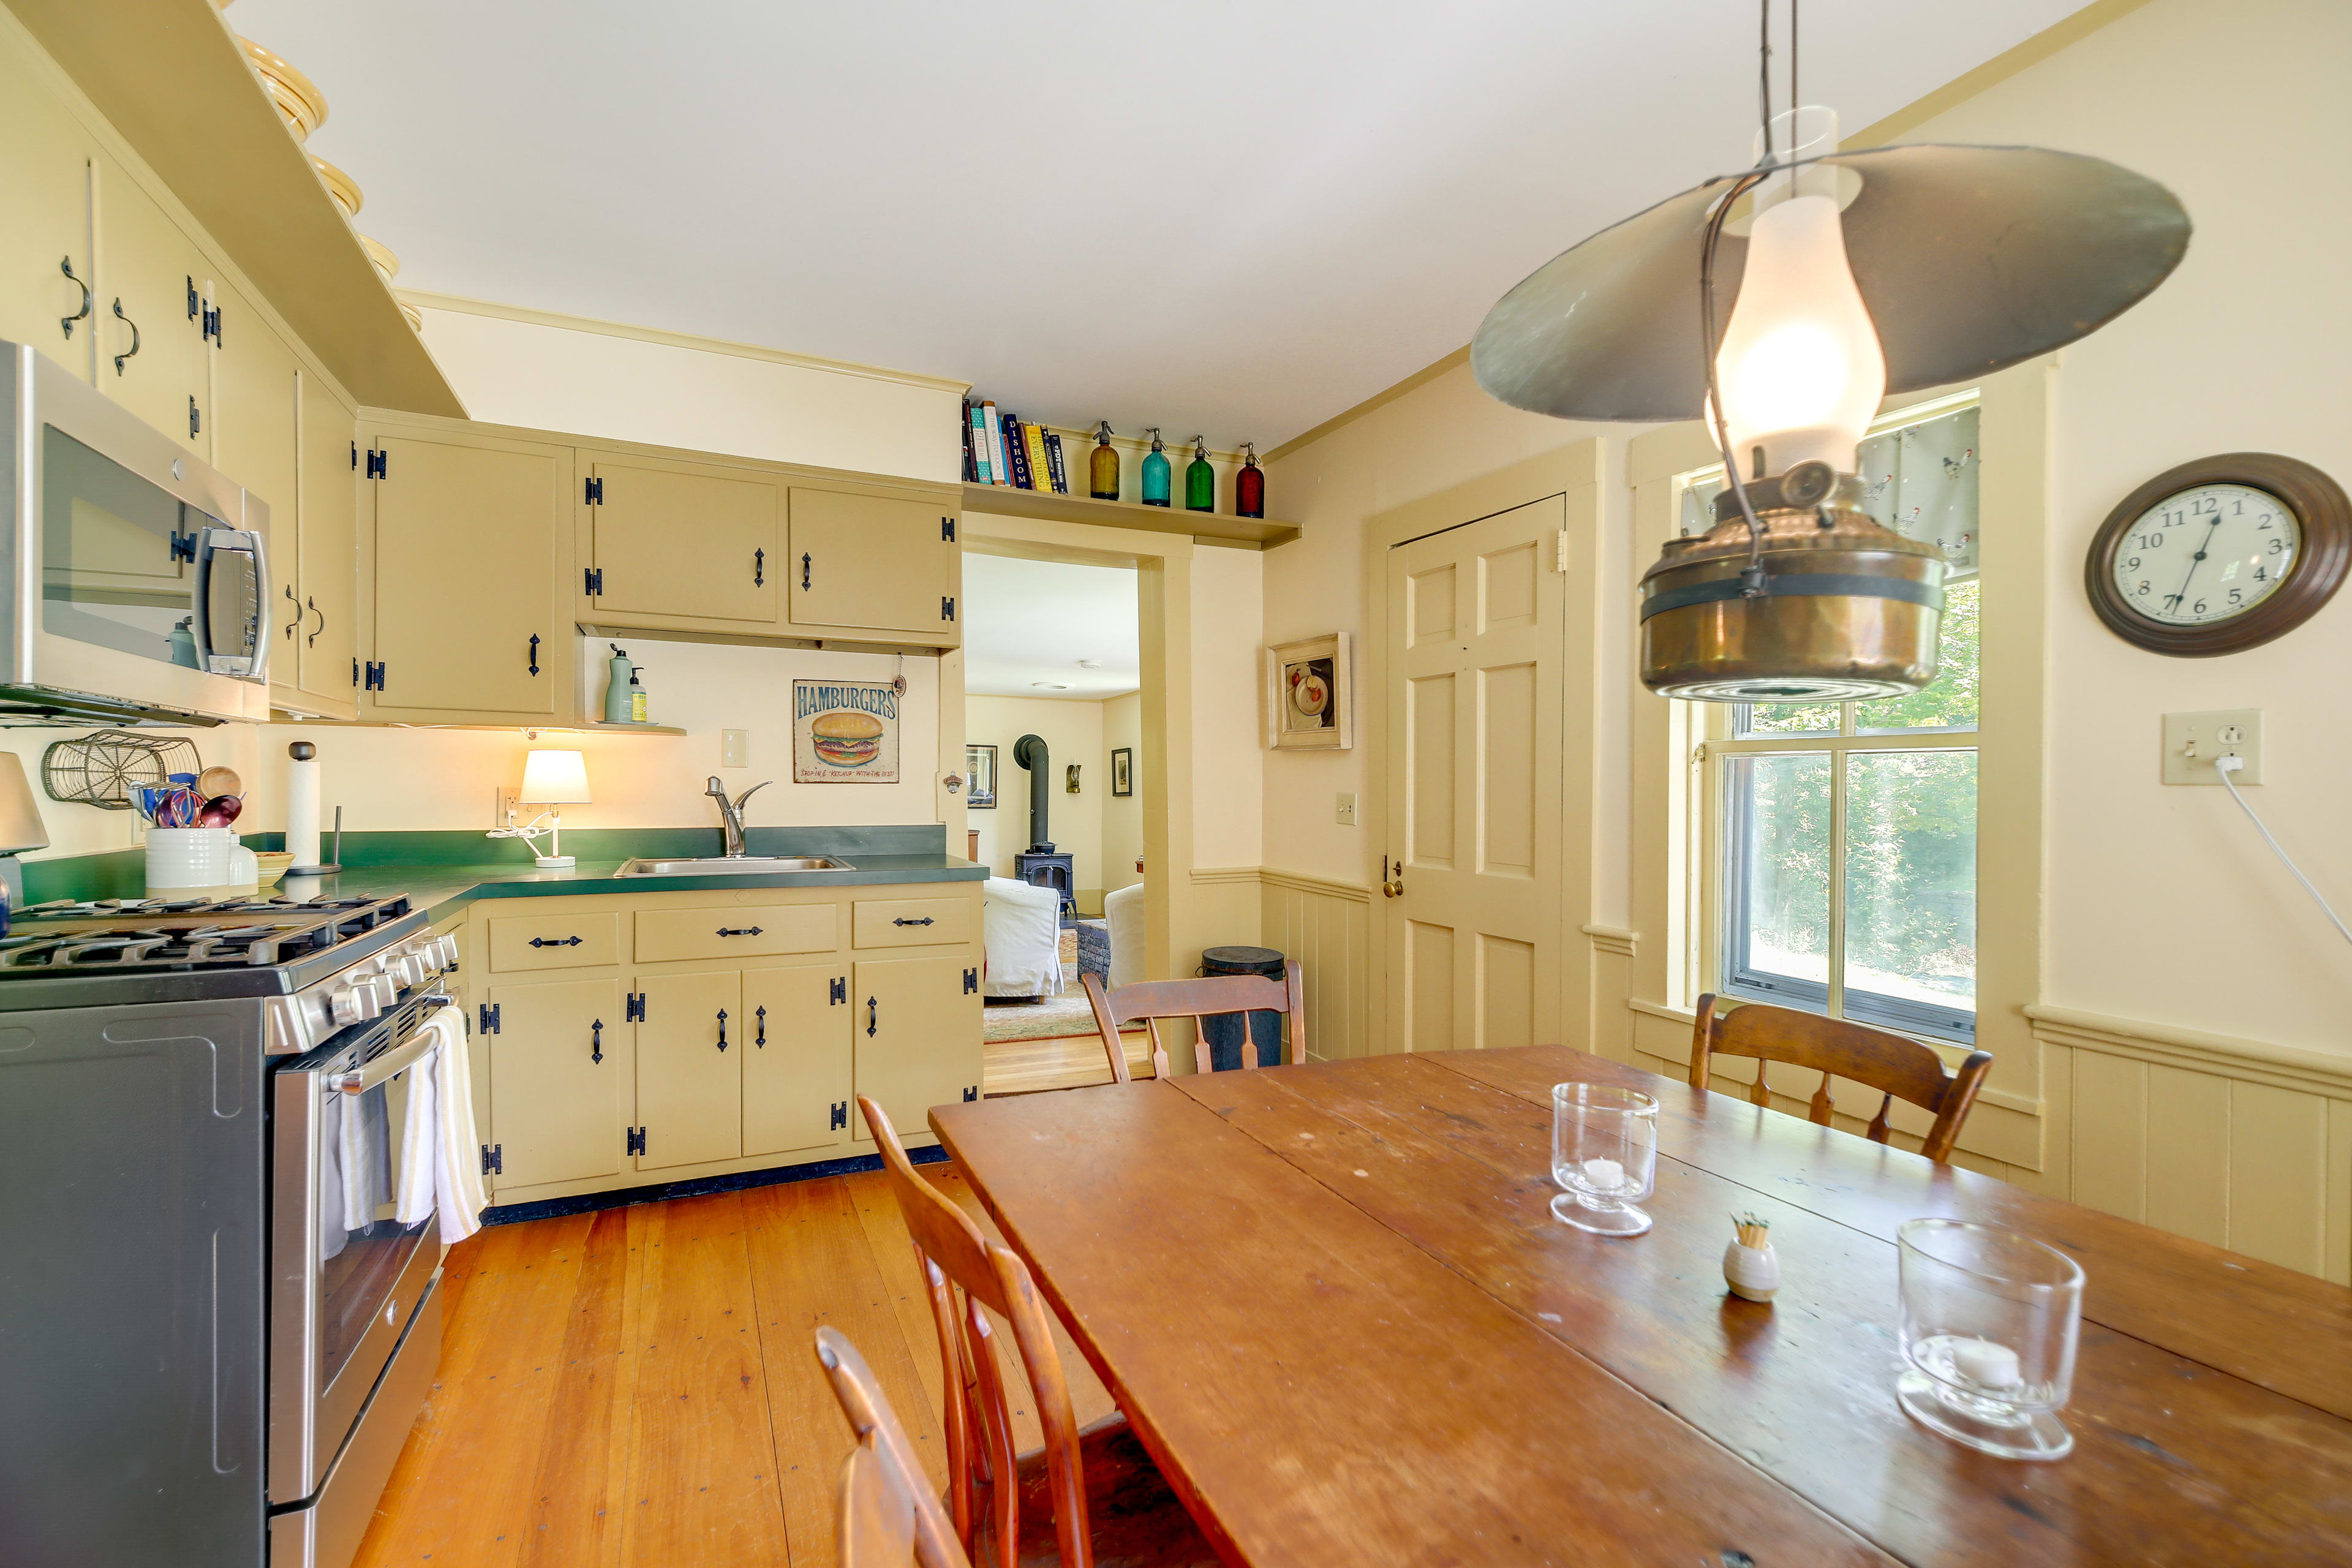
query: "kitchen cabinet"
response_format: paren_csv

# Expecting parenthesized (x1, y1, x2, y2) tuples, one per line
(208, 277, 299, 686)
(630, 969, 742, 1171)
(360, 427, 573, 723)
(853, 953, 983, 1144)
(789, 484, 960, 641)
(742, 962, 853, 1159)
(92, 149, 211, 453)
(0, 43, 93, 374)
(484, 976, 628, 1190)
(279, 369, 360, 717)
(583, 453, 780, 628)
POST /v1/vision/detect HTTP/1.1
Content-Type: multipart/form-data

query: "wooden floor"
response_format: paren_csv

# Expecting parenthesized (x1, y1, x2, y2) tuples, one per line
(983, 1030, 1155, 1095)
(352, 1166, 1116, 1568)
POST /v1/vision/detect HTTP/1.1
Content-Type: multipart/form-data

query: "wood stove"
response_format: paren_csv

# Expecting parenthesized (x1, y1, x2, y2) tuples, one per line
(1013, 851, 1075, 916)
(1011, 733, 1073, 916)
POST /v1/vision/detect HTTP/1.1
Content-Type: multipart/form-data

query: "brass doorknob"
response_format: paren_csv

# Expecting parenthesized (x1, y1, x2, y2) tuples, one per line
(1382, 876, 1404, 898)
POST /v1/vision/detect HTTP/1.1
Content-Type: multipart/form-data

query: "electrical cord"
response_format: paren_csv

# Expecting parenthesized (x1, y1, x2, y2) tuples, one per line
(2213, 755, 2352, 951)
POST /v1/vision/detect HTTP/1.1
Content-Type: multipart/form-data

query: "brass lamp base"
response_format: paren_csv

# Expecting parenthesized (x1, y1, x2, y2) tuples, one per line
(1640, 464, 1947, 701)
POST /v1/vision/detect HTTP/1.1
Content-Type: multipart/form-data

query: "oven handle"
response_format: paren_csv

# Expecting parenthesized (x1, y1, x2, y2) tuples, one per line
(330, 997, 453, 1094)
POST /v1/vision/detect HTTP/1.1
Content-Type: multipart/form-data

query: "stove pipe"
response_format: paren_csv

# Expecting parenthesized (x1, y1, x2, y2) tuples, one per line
(1012, 733, 1054, 853)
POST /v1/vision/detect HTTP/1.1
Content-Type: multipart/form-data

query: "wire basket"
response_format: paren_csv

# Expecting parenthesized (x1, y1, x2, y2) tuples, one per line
(41, 730, 202, 811)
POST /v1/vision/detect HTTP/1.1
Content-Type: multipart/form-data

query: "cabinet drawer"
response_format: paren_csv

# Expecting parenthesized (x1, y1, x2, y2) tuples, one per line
(488, 912, 620, 971)
(635, 903, 839, 964)
(852, 895, 973, 949)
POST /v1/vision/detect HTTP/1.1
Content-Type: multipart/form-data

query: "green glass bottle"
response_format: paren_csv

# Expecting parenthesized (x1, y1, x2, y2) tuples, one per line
(1184, 435, 1215, 512)
(1088, 420, 1120, 500)
(1140, 428, 1172, 508)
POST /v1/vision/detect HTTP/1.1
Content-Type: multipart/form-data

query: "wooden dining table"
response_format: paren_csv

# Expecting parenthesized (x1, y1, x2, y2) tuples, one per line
(929, 1044, 2352, 1566)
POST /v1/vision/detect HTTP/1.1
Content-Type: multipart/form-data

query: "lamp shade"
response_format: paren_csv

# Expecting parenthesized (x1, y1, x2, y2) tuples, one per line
(519, 749, 591, 805)
(0, 753, 48, 854)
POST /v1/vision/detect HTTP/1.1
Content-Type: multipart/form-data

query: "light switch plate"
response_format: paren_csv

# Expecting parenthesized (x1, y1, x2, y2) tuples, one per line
(2162, 709, 2263, 785)
(721, 729, 749, 769)
(1336, 791, 1358, 826)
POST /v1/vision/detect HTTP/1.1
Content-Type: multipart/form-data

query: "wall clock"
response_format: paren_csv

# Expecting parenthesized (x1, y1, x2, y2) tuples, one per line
(2086, 453, 2351, 655)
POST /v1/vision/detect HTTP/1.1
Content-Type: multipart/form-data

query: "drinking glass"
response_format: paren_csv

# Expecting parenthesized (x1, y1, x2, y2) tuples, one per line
(1550, 1084, 1658, 1236)
(1896, 1218, 2084, 1460)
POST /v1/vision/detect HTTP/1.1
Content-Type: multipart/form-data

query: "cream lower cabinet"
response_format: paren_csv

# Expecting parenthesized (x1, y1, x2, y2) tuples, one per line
(854, 954, 984, 1140)
(630, 969, 743, 1172)
(744, 962, 854, 1158)
(483, 975, 628, 1190)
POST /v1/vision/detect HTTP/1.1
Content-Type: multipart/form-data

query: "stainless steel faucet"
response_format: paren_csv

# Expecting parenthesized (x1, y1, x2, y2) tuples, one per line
(706, 776, 772, 858)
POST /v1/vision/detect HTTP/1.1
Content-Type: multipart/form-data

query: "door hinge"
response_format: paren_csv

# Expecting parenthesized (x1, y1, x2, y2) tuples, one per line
(364, 660, 386, 692)
(829, 976, 846, 1005)
(584, 567, 603, 595)
(941, 596, 956, 622)
(962, 1085, 979, 1102)
(481, 1143, 502, 1175)
(478, 1002, 500, 1033)
(186, 276, 199, 322)
(169, 529, 197, 564)
(366, 448, 386, 479)
(941, 516, 956, 541)
(626, 1126, 646, 1156)
(352, 656, 361, 688)
(350, 440, 358, 472)
(963, 966, 978, 994)
(1555, 529, 1571, 573)
(627, 991, 646, 1022)
(187, 395, 200, 438)
(585, 476, 603, 505)
(203, 303, 221, 345)
(829, 1100, 848, 1131)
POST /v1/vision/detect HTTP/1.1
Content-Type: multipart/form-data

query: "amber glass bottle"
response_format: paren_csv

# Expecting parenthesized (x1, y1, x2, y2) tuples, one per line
(1088, 421, 1120, 500)
(1236, 442, 1265, 518)
(1184, 435, 1215, 512)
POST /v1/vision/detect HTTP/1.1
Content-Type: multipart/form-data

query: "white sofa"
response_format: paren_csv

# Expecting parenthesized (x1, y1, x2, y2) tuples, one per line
(1102, 881, 1146, 992)
(982, 876, 1063, 998)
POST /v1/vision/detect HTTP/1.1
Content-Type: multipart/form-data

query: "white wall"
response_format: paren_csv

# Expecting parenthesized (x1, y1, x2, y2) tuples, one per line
(967, 695, 1104, 907)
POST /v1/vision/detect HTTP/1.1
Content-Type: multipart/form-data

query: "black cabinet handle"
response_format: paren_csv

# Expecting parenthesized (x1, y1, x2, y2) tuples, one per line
(716, 1008, 729, 1052)
(283, 583, 302, 643)
(754, 547, 764, 587)
(528, 633, 541, 676)
(528, 935, 584, 949)
(306, 595, 325, 648)
(716, 925, 764, 938)
(755, 1005, 766, 1047)
(867, 996, 878, 1038)
(60, 257, 91, 339)
(110, 298, 138, 372)
(892, 916, 935, 927)
(591, 1019, 603, 1065)
(801, 552, 811, 590)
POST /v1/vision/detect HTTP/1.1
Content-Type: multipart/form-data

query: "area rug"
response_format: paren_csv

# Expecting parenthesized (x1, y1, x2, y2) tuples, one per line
(983, 930, 1140, 1045)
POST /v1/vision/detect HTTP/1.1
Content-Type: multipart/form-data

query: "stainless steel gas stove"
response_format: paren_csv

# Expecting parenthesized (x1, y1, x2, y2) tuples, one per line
(0, 890, 458, 1568)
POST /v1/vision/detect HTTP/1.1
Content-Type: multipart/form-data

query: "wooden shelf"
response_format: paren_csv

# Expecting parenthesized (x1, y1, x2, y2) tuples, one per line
(960, 484, 1300, 549)
(12, 0, 466, 417)
(573, 721, 687, 736)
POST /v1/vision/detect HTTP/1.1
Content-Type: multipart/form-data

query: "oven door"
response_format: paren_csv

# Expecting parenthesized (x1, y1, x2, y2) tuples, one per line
(268, 996, 447, 1507)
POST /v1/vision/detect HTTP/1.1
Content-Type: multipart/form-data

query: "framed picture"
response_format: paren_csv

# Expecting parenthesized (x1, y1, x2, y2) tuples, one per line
(1265, 631, 1351, 750)
(793, 679, 902, 783)
(967, 744, 997, 808)
(1066, 764, 1082, 794)
(1110, 747, 1133, 797)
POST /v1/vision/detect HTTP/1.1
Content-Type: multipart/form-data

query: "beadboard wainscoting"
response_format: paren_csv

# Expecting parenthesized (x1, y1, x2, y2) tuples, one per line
(1258, 870, 1376, 1063)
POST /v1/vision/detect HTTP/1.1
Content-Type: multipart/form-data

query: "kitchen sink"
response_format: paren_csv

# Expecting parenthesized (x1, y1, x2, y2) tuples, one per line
(614, 856, 854, 876)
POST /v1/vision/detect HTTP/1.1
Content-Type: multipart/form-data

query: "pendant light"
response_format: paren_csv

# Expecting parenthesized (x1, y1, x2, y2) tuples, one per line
(1472, 2, 2191, 701)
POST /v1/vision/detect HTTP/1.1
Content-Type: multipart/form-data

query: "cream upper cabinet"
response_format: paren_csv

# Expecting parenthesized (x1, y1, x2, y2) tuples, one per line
(92, 150, 210, 454)
(789, 484, 959, 642)
(360, 427, 571, 722)
(584, 453, 780, 627)
(288, 371, 359, 715)
(0, 40, 94, 374)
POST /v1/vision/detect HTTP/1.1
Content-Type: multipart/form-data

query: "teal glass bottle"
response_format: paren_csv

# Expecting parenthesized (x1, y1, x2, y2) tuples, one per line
(1184, 435, 1215, 512)
(1140, 428, 1172, 508)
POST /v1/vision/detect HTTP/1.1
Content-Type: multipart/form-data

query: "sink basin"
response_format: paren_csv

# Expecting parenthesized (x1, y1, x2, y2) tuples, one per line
(614, 856, 854, 876)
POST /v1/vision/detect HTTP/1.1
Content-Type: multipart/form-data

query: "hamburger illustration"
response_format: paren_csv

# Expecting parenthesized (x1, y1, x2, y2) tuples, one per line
(810, 709, 884, 766)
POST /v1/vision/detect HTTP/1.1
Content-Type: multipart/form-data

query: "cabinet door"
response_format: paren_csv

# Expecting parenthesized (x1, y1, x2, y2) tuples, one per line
(0, 47, 93, 375)
(589, 458, 778, 625)
(487, 977, 625, 1189)
(788, 487, 954, 636)
(93, 153, 209, 451)
(742, 962, 851, 1159)
(631, 970, 741, 1172)
(295, 374, 358, 709)
(366, 432, 567, 719)
(207, 279, 300, 687)
(853, 955, 982, 1144)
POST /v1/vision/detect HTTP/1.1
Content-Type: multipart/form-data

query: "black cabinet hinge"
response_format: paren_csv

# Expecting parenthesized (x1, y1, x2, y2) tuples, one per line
(962, 1085, 979, 1102)
(829, 1101, 848, 1131)
(187, 395, 200, 438)
(942, 596, 956, 622)
(942, 516, 956, 541)
(963, 966, 978, 994)
(352, 656, 361, 688)
(828, 976, 846, 1005)
(169, 529, 197, 564)
(585, 476, 603, 505)
(626, 1126, 646, 1156)
(584, 567, 603, 595)
(365, 448, 386, 479)
(478, 1002, 500, 1034)
(186, 276, 199, 321)
(350, 440, 359, 472)
(481, 1143, 502, 1175)
(203, 303, 221, 345)
(364, 660, 386, 692)
(627, 992, 646, 1022)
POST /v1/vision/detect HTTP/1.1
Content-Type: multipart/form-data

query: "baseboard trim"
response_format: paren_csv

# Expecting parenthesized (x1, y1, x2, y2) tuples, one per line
(2026, 1005, 2352, 1099)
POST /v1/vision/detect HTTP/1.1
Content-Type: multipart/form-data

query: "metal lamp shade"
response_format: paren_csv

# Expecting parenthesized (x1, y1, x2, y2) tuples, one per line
(1472, 144, 2191, 421)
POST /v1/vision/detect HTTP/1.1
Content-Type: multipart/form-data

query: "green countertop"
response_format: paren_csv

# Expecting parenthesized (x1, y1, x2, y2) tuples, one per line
(294, 854, 986, 925)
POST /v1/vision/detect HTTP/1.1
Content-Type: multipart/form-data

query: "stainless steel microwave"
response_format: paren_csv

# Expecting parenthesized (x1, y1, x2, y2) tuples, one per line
(2, 339, 270, 725)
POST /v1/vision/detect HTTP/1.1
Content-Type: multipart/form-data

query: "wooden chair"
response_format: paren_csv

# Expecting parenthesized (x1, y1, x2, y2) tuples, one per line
(1081, 962, 1305, 1082)
(858, 1096, 1216, 1568)
(1689, 994, 1993, 1163)
(817, 1327, 973, 1568)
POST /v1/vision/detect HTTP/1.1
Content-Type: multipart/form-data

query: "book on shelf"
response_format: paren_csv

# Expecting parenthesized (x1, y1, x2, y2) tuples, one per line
(1022, 421, 1054, 495)
(1042, 431, 1069, 494)
(961, 402, 982, 483)
(980, 400, 1010, 487)
(1002, 413, 1035, 490)
(965, 398, 1079, 494)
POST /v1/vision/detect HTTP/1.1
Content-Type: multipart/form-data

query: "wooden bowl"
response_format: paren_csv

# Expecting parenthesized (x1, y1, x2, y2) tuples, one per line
(253, 850, 296, 887)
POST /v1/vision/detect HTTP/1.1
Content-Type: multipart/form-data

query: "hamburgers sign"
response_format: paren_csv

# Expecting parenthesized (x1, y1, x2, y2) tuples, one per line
(793, 679, 901, 784)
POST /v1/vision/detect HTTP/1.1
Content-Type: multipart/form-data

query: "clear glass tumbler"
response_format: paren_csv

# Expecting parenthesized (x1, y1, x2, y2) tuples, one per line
(1896, 1218, 2084, 1461)
(1550, 1084, 1659, 1236)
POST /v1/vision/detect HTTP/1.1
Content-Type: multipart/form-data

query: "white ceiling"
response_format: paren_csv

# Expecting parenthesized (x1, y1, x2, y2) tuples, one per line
(230, 0, 2086, 449)
(960, 553, 1139, 699)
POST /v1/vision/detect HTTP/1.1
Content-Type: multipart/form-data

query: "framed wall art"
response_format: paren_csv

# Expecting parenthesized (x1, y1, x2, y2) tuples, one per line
(966, 744, 997, 807)
(1265, 631, 1351, 750)
(793, 679, 901, 783)
(1110, 747, 1133, 797)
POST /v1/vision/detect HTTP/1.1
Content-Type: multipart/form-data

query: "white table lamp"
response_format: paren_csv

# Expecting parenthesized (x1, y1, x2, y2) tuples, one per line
(0, 753, 50, 906)
(492, 748, 590, 867)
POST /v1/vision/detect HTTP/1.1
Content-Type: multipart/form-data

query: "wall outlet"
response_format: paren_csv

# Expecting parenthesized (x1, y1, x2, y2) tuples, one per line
(1335, 791, 1358, 826)
(494, 786, 517, 827)
(721, 728, 749, 769)
(2162, 709, 2263, 785)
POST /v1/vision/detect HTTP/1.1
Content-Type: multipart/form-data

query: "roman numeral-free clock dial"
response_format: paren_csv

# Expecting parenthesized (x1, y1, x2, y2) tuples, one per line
(2086, 453, 2351, 657)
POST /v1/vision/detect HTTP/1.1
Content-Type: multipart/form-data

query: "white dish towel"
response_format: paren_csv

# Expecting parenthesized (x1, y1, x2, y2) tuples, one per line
(394, 1006, 489, 1244)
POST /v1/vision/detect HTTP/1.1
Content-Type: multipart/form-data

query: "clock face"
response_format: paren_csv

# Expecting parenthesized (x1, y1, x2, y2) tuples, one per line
(2110, 482, 2301, 627)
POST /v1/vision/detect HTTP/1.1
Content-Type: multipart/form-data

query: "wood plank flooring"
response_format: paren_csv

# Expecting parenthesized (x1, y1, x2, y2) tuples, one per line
(352, 1166, 1115, 1568)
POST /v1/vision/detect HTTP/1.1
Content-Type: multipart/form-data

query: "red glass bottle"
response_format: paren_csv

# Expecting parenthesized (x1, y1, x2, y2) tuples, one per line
(1235, 442, 1265, 519)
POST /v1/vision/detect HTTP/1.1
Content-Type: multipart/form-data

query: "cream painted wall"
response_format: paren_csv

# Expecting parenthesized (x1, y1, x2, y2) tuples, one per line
(1104, 691, 1143, 894)
(1189, 546, 1264, 872)
(967, 695, 1104, 907)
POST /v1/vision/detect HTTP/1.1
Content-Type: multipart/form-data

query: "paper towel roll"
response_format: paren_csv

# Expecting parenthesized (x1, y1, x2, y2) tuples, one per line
(287, 741, 322, 870)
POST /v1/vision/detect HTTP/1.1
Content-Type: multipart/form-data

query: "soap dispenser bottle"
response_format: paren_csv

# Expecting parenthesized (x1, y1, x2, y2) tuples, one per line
(1089, 420, 1121, 500)
(628, 665, 649, 723)
(1237, 442, 1265, 518)
(604, 643, 636, 723)
(1140, 428, 1172, 508)
(1184, 435, 1215, 512)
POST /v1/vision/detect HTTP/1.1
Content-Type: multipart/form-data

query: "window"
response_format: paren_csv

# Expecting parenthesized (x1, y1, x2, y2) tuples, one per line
(1687, 395, 1980, 1043)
